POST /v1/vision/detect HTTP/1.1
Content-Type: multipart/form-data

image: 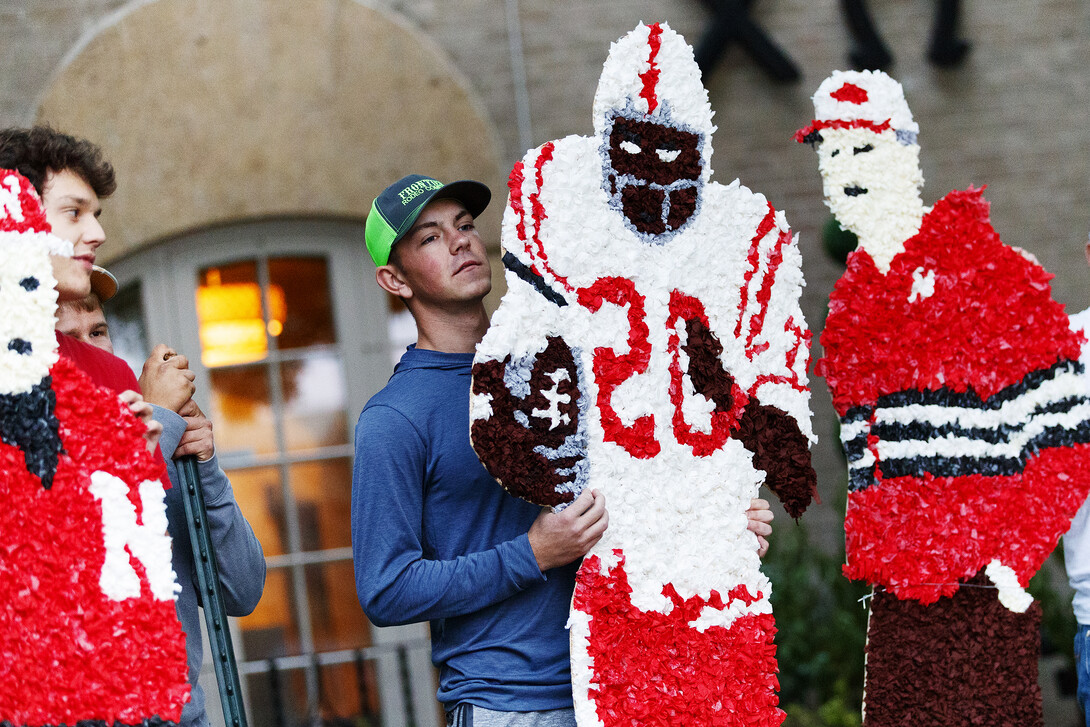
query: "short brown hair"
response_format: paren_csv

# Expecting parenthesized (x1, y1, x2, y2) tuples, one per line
(57, 291, 104, 315)
(0, 125, 116, 199)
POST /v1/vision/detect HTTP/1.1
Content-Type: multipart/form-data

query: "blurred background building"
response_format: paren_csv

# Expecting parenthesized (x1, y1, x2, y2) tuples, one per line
(2, 0, 1088, 724)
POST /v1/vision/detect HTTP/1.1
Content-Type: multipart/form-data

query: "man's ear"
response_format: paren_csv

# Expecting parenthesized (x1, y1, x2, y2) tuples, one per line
(1084, 241, 1090, 270)
(375, 264, 413, 301)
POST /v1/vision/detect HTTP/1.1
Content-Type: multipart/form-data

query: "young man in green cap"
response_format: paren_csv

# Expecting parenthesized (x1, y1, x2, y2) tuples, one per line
(351, 174, 772, 726)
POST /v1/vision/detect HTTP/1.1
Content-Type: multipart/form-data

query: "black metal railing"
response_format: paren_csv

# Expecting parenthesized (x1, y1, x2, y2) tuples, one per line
(237, 639, 433, 727)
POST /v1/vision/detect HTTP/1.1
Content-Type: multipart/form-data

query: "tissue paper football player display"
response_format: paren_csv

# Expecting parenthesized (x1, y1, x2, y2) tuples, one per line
(798, 69, 1090, 726)
(471, 23, 817, 727)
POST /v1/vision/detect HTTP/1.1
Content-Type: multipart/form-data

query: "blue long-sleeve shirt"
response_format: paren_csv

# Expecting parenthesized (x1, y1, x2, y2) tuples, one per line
(352, 347, 579, 711)
(155, 406, 267, 727)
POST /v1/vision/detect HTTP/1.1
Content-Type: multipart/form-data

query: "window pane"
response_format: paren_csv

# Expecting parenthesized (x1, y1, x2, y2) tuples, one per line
(317, 660, 381, 723)
(288, 458, 352, 551)
(239, 568, 302, 659)
(269, 257, 336, 350)
(225, 465, 285, 558)
(103, 281, 148, 377)
(196, 260, 272, 367)
(209, 365, 276, 457)
(244, 664, 307, 727)
(388, 303, 416, 368)
(306, 560, 371, 653)
(281, 354, 348, 451)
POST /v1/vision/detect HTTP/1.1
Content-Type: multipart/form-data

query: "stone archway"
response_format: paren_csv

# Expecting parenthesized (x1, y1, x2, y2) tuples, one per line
(35, 0, 504, 264)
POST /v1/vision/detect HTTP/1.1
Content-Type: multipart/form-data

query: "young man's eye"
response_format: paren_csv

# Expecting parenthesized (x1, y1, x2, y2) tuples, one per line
(620, 140, 641, 155)
(853, 144, 874, 155)
(830, 149, 840, 157)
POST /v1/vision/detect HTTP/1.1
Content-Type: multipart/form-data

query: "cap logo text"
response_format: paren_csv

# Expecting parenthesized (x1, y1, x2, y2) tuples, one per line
(398, 179, 444, 205)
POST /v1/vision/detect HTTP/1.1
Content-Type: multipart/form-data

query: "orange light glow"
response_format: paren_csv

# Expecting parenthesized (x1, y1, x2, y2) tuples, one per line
(196, 280, 286, 367)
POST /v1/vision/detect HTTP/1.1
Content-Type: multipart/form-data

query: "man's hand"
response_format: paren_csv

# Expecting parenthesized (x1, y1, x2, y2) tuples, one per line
(747, 497, 774, 558)
(119, 389, 162, 453)
(527, 488, 608, 572)
(175, 399, 215, 462)
(139, 344, 195, 413)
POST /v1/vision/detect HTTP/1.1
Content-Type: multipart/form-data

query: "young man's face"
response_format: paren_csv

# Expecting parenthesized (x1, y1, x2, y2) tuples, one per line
(56, 297, 113, 353)
(41, 169, 106, 302)
(390, 197, 492, 307)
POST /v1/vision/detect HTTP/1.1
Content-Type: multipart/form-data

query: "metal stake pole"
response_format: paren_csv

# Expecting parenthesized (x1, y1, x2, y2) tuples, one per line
(178, 455, 249, 727)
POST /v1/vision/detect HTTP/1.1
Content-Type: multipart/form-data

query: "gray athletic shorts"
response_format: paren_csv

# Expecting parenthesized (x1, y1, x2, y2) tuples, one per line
(445, 703, 576, 727)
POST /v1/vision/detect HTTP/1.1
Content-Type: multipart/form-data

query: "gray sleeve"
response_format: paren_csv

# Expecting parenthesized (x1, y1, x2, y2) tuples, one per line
(196, 453, 267, 616)
(151, 403, 186, 459)
(152, 404, 267, 617)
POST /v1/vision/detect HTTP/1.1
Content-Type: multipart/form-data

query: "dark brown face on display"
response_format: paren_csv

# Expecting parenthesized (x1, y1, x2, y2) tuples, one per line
(606, 117, 701, 236)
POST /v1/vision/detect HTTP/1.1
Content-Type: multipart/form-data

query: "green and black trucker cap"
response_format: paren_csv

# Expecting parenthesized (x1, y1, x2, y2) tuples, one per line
(365, 174, 491, 267)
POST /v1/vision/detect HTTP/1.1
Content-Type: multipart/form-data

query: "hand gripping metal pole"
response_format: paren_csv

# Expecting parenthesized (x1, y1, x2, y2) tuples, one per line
(178, 455, 249, 727)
